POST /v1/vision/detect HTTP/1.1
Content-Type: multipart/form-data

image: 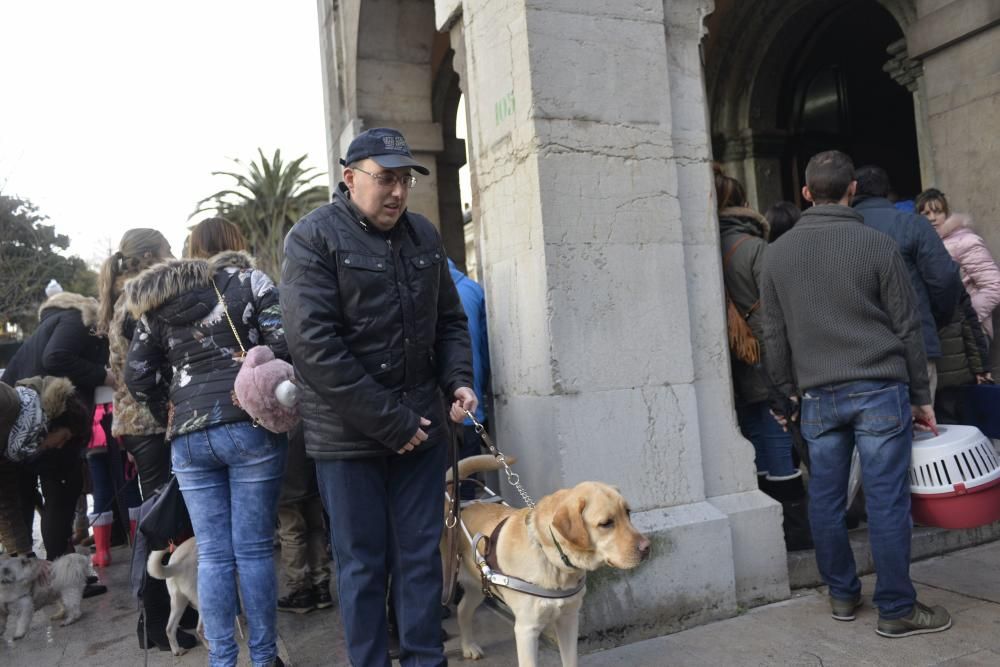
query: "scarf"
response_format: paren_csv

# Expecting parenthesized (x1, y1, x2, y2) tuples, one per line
(5, 386, 46, 462)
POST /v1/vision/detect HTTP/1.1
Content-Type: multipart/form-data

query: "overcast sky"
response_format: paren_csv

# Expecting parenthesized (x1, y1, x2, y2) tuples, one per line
(0, 1, 328, 266)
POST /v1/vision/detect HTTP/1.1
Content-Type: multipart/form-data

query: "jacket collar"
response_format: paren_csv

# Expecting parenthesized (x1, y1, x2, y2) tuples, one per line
(37, 292, 99, 328)
(123, 251, 255, 319)
(938, 213, 973, 239)
(851, 196, 894, 211)
(719, 206, 769, 239)
(334, 183, 418, 246)
(798, 204, 865, 226)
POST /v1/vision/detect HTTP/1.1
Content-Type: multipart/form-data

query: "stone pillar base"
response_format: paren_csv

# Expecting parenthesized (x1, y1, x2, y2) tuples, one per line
(709, 490, 791, 607)
(577, 501, 739, 651)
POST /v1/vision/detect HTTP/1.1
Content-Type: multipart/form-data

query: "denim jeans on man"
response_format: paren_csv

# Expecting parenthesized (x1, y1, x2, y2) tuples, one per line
(735, 401, 798, 478)
(801, 380, 917, 619)
(172, 421, 287, 667)
(316, 439, 447, 667)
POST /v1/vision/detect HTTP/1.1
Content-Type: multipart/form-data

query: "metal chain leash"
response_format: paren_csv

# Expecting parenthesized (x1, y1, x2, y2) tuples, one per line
(465, 410, 535, 509)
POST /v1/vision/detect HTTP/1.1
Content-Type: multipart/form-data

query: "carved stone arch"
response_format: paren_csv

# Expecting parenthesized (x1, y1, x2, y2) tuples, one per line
(704, 0, 925, 208)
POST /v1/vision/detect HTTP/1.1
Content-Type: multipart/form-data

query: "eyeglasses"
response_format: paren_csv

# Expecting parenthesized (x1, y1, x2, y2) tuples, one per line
(351, 166, 418, 189)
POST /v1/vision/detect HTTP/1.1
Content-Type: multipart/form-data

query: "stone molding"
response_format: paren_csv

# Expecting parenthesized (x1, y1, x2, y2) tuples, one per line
(907, 0, 1000, 59)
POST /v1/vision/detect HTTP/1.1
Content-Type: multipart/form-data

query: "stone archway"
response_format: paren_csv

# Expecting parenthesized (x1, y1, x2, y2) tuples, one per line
(317, 0, 469, 254)
(704, 0, 928, 209)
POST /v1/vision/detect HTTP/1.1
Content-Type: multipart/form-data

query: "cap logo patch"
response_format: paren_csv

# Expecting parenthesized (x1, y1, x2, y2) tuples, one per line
(381, 135, 408, 152)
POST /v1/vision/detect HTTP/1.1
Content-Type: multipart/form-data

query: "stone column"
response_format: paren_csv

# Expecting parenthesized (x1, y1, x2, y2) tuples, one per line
(446, 0, 787, 649)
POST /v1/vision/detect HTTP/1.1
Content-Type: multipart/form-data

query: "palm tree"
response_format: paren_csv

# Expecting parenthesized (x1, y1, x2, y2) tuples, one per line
(192, 149, 329, 278)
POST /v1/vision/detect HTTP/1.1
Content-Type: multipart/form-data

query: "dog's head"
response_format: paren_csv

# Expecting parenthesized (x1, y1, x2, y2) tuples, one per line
(541, 482, 651, 572)
(0, 555, 33, 586)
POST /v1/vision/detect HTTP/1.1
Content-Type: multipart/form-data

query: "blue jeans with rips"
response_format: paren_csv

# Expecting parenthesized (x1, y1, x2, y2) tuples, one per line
(316, 440, 447, 667)
(172, 421, 287, 667)
(735, 401, 799, 478)
(800, 380, 917, 619)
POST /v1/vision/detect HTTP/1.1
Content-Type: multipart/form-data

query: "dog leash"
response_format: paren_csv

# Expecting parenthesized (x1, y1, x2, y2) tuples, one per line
(464, 410, 535, 508)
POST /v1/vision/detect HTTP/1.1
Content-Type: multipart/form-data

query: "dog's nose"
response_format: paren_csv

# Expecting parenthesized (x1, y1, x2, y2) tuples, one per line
(638, 536, 652, 561)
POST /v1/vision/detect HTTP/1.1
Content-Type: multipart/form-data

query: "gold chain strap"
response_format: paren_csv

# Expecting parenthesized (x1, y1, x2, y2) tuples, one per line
(212, 281, 246, 359)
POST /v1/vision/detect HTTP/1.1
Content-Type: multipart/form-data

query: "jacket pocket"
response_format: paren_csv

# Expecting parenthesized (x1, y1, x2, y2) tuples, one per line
(408, 249, 444, 270)
(340, 252, 388, 272)
(356, 349, 394, 378)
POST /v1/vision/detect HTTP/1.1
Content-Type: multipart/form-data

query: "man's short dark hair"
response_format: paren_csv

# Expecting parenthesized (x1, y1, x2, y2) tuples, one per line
(854, 165, 891, 198)
(804, 150, 855, 204)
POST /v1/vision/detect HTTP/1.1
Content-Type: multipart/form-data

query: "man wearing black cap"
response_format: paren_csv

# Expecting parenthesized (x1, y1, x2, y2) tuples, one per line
(281, 127, 476, 666)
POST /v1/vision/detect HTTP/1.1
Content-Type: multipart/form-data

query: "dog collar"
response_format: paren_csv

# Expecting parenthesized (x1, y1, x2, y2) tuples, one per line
(548, 527, 580, 570)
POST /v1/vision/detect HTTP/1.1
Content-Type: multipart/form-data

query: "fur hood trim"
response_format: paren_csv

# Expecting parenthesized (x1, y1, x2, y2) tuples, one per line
(938, 213, 974, 239)
(37, 292, 99, 328)
(720, 206, 771, 239)
(124, 251, 255, 319)
(16, 376, 76, 420)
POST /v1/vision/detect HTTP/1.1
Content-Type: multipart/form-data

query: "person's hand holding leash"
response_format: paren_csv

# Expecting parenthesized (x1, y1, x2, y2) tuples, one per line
(450, 387, 478, 424)
(398, 417, 432, 454)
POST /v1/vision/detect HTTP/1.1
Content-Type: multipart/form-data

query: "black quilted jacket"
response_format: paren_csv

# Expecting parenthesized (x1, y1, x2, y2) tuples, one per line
(280, 185, 473, 459)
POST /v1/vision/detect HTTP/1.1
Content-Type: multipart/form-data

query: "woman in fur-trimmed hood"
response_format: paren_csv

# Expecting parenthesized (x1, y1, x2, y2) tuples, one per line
(124, 218, 288, 666)
(124, 248, 287, 439)
(2, 292, 109, 399)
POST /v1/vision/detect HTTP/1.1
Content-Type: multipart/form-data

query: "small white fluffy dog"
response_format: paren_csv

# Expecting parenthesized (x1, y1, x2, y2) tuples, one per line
(147, 539, 201, 656)
(0, 553, 90, 639)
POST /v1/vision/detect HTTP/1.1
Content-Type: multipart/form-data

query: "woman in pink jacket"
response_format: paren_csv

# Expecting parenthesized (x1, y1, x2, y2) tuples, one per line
(917, 188, 1000, 339)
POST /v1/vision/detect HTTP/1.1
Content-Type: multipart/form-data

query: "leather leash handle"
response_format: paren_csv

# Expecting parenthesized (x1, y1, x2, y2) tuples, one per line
(441, 421, 462, 606)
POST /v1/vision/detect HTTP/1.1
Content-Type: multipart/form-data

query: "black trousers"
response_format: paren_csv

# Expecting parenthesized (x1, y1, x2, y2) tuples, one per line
(121, 433, 171, 501)
(18, 444, 84, 560)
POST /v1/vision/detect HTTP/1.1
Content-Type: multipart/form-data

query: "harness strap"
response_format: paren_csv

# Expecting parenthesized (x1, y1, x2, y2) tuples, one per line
(470, 517, 586, 600)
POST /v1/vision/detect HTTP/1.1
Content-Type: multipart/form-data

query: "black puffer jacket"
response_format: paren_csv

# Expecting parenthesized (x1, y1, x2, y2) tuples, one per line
(280, 184, 473, 459)
(936, 288, 991, 390)
(719, 207, 771, 405)
(123, 251, 286, 440)
(2, 293, 108, 406)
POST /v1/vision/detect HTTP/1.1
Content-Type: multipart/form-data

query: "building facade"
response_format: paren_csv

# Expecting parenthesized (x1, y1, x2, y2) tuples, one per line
(316, 0, 1000, 650)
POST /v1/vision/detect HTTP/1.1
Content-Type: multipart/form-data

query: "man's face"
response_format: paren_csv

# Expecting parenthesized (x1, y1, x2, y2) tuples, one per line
(343, 158, 411, 232)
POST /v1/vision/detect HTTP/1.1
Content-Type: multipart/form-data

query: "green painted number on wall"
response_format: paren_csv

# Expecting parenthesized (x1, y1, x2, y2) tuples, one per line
(495, 91, 515, 126)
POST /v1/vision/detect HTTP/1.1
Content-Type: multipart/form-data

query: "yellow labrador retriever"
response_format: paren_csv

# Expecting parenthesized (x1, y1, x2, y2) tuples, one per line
(447, 455, 650, 666)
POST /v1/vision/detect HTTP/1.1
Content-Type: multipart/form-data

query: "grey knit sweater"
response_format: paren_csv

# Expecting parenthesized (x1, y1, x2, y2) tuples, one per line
(760, 204, 931, 405)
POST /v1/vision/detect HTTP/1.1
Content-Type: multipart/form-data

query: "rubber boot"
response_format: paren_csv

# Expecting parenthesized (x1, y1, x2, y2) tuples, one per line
(89, 511, 114, 567)
(128, 506, 141, 544)
(766, 473, 814, 552)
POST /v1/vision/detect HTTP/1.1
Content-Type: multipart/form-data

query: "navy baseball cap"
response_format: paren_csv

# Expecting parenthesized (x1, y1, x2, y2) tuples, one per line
(339, 127, 429, 175)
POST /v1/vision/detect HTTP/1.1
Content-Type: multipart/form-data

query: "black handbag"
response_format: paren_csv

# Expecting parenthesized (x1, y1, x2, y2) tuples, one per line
(138, 476, 191, 551)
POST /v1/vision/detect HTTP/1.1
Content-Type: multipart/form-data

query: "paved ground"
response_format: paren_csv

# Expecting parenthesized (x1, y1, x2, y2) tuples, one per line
(5, 540, 1000, 665)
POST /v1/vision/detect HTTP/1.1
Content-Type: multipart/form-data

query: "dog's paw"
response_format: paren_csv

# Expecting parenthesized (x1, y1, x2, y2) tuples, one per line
(50, 609, 66, 621)
(462, 642, 485, 660)
(171, 646, 189, 657)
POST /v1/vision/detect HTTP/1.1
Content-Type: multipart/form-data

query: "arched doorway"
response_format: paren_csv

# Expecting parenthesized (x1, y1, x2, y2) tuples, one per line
(705, 0, 924, 210)
(317, 0, 474, 267)
(779, 2, 919, 204)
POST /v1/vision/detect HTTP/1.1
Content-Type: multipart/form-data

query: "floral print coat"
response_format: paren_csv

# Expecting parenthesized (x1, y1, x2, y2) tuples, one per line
(123, 251, 286, 440)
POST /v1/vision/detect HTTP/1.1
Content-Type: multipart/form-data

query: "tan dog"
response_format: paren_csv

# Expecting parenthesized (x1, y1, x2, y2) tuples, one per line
(447, 455, 650, 666)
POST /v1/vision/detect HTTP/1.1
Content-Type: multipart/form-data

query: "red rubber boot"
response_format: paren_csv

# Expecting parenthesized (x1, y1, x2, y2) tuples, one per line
(89, 511, 114, 567)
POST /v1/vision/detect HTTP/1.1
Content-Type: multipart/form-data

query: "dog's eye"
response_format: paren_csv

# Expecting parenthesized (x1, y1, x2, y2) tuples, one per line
(598, 519, 614, 528)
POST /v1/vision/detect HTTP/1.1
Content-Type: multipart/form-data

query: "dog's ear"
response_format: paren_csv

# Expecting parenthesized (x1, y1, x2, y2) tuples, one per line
(552, 496, 591, 550)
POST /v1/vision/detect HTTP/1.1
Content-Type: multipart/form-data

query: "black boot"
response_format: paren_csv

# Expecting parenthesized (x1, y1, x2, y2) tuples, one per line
(766, 474, 814, 552)
(137, 576, 198, 651)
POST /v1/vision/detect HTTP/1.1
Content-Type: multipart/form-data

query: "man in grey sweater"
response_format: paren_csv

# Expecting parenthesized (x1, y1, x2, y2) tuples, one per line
(761, 150, 952, 638)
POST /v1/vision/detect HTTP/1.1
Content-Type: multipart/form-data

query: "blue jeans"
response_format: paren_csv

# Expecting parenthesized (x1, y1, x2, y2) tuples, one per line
(800, 380, 916, 619)
(316, 441, 447, 667)
(736, 401, 798, 478)
(172, 422, 287, 667)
